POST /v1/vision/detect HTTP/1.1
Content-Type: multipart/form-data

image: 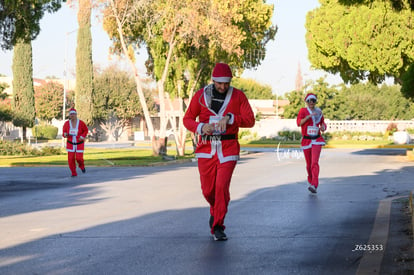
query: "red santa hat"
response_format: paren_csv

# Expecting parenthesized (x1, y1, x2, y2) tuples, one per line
(305, 93, 317, 102)
(69, 108, 77, 115)
(212, 63, 233, 83)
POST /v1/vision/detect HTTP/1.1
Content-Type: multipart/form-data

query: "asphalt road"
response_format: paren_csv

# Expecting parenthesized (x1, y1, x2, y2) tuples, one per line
(0, 148, 413, 275)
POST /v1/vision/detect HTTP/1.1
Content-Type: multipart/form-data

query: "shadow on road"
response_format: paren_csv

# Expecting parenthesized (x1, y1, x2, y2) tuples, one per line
(351, 148, 407, 156)
(0, 156, 259, 218)
(1, 163, 413, 274)
(0, 163, 196, 217)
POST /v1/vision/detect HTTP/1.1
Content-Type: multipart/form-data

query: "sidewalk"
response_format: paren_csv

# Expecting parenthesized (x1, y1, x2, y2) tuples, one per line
(380, 196, 414, 274)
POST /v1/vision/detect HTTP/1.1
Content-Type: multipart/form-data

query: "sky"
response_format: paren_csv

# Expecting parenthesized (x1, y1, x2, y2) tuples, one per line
(0, 0, 341, 95)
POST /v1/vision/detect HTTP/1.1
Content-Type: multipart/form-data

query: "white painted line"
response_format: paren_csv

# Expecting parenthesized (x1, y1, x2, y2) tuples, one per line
(356, 195, 405, 274)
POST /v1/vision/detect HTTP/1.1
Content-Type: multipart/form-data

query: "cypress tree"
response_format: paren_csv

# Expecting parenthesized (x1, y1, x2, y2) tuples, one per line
(12, 39, 35, 140)
(75, 0, 94, 125)
(0, 1, 64, 51)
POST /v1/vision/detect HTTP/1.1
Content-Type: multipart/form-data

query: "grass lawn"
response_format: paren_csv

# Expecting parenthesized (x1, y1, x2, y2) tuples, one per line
(325, 139, 392, 148)
(0, 147, 195, 167)
(0, 139, 412, 167)
(241, 138, 414, 151)
(240, 139, 301, 148)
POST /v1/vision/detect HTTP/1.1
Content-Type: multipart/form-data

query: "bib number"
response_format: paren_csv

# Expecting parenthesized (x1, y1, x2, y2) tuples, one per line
(69, 129, 78, 136)
(209, 115, 224, 135)
(307, 126, 319, 137)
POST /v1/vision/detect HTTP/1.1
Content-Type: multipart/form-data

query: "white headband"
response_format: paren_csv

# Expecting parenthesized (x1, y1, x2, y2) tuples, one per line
(212, 76, 232, 83)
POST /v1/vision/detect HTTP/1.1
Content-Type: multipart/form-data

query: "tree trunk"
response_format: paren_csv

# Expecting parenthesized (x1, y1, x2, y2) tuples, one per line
(178, 96, 186, 156)
(22, 127, 27, 142)
(155, 34, 177, 156)
(109, 0, 157, 154)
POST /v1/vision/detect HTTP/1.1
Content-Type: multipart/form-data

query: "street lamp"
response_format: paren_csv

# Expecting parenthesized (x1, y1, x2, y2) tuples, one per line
(276, 92, 279, 119)
(63, 29, 77, 122)
(62, 29, 77, 147)
(275, 76, 284, 119)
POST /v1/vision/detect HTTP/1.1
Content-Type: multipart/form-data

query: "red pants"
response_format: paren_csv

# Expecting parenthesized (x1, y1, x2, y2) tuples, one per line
(303, 145, 322, 188)
(198, 155, 237, 233)
(68, 151, 85, 176)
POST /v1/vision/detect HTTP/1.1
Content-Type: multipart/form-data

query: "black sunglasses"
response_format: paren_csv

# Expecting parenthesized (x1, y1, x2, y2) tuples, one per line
(306, 99, 317, 103)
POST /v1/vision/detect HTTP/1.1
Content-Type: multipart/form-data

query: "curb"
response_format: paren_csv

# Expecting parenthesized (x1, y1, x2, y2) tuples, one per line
(146, 158, 194, 167)
(410, 191, 414, 239)
(407, 150, 414, 161)
(356, 192, 414, 274)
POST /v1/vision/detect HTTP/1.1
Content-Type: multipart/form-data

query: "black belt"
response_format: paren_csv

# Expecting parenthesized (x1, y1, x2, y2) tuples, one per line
(204, 134, 236, 141)
(304, 135, 320, 140)
(68, 140, 84, 145)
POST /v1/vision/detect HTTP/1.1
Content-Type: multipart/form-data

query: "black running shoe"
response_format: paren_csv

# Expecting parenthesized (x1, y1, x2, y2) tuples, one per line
(308, 184, 317, 194)
(213, 226, 227, 241)
(81, 168, 86, 173)
(209, 216, 214, 229)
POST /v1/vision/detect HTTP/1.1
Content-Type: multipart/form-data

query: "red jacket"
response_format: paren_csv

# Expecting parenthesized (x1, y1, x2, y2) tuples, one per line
(184, 85, 255, 163)
(62, 119, 89, 152)
(296, 107, 327, 149)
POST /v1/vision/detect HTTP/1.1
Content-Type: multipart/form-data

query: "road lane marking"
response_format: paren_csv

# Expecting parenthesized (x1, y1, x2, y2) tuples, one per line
(356, 195, 406, 274)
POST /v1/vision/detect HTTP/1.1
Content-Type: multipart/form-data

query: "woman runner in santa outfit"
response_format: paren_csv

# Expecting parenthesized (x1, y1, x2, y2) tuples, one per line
(297, 93, 327, 193)
(184, 63, 255, 241)
(62, 108, 89, 177)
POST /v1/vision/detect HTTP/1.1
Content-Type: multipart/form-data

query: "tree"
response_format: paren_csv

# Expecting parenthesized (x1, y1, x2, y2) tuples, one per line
(342, 83, 414, 120)
(306, 0, 414, 85)
(146, 0, 277, 98)
(93, 66, 156, 140)
(282, 90, 304, 119)
(34, 81, 64, 123)
(1, 1, 64, 141)
(283, 78, 414, 120)
(0, 82, 12, 121)
(75, 0, 94, 125)
(12, 39, 36, 140)
(101, 0, 160, 153)
(401, 63, 414, 99)
(0, 82, 8, 100)
(337, 0, 414, 11)
(103, 0, 276, 156)
(0, 0, 65, 50)
(0, 82, 12, 138)
(231, 78, 273, 99)
(2, 1, 65, 139)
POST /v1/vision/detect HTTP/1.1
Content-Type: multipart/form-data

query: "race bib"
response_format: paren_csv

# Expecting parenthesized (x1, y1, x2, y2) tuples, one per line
(307, 126, 319, 137)
(69, 129, 78, 136)
(209, 115, 224, 135)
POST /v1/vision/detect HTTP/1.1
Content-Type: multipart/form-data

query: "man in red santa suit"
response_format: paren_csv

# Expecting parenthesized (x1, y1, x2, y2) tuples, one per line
(62, 108, 89, 177)
(183, 63, 255, 241)
(297, 93, 327, 193)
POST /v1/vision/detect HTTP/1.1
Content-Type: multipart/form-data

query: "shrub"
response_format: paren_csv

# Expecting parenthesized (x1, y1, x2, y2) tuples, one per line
(38, 146, 64, 156)
(0, 140, 63, 156)
(238, 130, 251, 139)
(386, 123, 398, 134)
(0, 140, 33, 155)
(328, 131, 384, 140)
(322, 132, 332, 141)
(278, 130, 302, 141)
(384, 123, 398, 139)
(33, 125, 58, 140)
(406, 128, 414, 134)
